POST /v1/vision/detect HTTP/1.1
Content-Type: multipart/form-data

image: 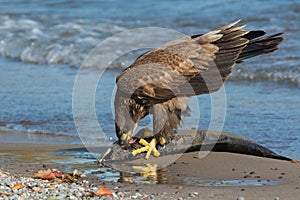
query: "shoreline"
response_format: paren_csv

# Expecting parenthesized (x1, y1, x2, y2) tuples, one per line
(1, 142, 300, 199)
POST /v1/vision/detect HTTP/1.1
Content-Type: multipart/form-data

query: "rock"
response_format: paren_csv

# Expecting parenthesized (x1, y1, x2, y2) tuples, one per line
(189, 192, 195, 197)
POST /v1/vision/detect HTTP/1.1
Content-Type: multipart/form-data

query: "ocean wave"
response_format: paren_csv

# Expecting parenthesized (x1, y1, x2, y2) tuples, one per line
(231, 65, 300, 87)
(0, 15, 299, 87)
(0, 16, 127, 68)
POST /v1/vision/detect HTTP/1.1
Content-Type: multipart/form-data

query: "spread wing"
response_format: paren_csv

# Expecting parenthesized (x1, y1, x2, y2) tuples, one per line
(116, 20, 283, 99)
(116, 28, 222, 100)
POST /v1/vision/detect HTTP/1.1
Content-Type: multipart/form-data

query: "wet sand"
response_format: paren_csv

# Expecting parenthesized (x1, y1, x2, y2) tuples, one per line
(1, 142, 300, 199)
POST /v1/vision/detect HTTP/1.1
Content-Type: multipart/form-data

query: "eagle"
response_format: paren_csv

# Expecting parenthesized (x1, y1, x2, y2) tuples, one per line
(114, 20, 284, 159)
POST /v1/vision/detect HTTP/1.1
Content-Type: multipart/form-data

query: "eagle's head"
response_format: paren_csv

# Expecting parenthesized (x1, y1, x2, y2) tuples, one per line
(114, 89, 146, 145)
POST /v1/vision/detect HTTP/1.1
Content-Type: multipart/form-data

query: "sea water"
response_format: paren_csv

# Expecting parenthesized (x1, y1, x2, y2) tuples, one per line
(0, 0, 299, 159)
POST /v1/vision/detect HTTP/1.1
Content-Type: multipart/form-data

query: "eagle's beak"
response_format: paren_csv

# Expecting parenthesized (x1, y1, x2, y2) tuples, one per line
(120, 122, 138, 145)
(121, 131, 132, 144)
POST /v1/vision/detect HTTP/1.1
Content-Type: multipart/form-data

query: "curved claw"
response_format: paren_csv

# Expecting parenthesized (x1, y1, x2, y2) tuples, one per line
(132, 138, 160, 159)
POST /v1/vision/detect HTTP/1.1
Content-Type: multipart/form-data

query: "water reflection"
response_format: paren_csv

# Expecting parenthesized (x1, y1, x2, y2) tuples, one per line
(90, 163, 279, 187)
(118, 164, 168, 184)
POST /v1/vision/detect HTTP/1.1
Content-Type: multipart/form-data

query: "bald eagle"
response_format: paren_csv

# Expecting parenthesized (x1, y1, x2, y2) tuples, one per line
(114, 20, 284, 159)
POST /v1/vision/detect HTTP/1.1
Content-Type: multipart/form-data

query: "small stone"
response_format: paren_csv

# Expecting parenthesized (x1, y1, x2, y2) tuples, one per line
(274, 197, 280, 200)
(232, 168, 236, 171)
(193, 192, 199, 196)
(136, 192, 143, 197)
(189, 192, 195, 197)
(243, 175, 251, 178)
(240, 188, 246, 191)
(249, 171, 256, 174)
(117, 192, 125, 198)
(176, 186, 182, 189)
(237, 197, 245, 200)
(112, 193, 119, 199)
(32, 187, 41, 192)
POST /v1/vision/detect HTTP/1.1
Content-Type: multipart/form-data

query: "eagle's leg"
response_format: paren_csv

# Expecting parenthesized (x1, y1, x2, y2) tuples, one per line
(132, 138, 160, 159)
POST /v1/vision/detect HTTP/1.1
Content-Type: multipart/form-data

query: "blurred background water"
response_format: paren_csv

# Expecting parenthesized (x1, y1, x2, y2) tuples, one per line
(0, 0, 299, 159)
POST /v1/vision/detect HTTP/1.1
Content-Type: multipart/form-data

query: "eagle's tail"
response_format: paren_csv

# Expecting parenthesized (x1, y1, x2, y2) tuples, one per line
(237, 31, 284, 62)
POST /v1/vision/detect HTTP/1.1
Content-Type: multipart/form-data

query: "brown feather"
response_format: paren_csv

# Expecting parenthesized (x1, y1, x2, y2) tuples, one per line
(114, 20, 284, 145)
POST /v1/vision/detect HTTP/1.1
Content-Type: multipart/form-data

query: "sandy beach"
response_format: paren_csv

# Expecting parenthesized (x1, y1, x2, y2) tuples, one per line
(1, 1, 299, 199)
(1, 142, 300, 200)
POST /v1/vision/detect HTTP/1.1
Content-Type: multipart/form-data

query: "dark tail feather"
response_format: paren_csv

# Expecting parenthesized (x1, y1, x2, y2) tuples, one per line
(243, 30, 265, 40)
(237, 32, 284, 62)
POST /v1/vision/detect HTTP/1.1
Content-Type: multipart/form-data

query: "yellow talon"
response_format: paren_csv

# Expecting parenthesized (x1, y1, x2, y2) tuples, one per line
(159, 137, 166, 145)
(132, 146, 148, 156)
(139, 138, 149, 146)
(131, 138, 160, 159)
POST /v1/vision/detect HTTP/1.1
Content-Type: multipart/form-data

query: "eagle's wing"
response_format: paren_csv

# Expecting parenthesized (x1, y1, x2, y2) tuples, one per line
(116, 20, 283, 99)
(116, 28, 221, 99)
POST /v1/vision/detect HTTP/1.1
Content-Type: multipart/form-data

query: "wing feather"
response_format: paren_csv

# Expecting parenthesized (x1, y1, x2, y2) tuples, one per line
(117, 20, 284, 99)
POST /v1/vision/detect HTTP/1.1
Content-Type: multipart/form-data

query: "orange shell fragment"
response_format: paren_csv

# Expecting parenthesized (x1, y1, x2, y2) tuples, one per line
(291, 159, 298, 164)
(94, 185, 112, 197)
(12, 183, 24, 190)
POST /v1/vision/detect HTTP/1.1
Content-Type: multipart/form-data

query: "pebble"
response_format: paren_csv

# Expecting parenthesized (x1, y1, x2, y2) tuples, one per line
(237, 197, 245, 200)
(274, 197, 280, 200)
(189, 192, 195, 197)
(0, 169, 160, 200)
(243, 175, 252, 178)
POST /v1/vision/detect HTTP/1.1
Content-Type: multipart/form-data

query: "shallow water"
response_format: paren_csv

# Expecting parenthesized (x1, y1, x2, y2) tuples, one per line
(0, 148, 280, 187)
(92, 166, 279, 187)
(0, 1, 299, 160)
(1, 56, 299, 159)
